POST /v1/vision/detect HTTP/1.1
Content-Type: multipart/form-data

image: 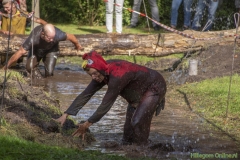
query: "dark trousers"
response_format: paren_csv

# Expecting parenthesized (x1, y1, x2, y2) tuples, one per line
(123, 89, 165, 145)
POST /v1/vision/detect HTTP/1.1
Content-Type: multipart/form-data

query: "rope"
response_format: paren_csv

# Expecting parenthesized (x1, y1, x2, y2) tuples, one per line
(114, 3, 240, 41)
(142, 0, 150, 32)
(30, 0, 38, 86)
(226, 13, 240, 119)
(1, 0, 14, 127)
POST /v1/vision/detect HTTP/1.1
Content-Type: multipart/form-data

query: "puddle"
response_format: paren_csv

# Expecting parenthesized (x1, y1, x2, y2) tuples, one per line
(35, 62, 240, 159)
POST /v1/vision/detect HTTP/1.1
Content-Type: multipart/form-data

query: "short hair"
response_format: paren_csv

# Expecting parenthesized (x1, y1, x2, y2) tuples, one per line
(2, 0, 11, 5)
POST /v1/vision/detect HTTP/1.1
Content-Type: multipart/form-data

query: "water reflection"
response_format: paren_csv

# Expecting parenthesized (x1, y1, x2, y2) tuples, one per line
(43, 63, 127, 134)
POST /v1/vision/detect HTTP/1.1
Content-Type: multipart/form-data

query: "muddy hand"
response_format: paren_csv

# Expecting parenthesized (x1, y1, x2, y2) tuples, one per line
(72, 124, 87, 140)
(0, 30, 13, 35)
(1, 65, 7, 71)
(52, 113, 68, 126)
(75, 44, 84, 51)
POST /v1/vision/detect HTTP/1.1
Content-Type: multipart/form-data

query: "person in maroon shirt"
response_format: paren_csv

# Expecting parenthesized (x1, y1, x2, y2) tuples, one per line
(54, 51, 167, 145)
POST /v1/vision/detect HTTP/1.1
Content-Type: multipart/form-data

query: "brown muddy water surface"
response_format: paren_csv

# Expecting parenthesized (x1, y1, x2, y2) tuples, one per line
(35, 62, 239, 159)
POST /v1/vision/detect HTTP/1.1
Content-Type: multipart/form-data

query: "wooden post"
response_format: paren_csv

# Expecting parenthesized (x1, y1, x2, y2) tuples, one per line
(31, 0, 40, 31)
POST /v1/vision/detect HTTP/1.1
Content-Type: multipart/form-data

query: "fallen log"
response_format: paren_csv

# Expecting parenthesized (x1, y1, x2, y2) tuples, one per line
(0, 28, 238, 57)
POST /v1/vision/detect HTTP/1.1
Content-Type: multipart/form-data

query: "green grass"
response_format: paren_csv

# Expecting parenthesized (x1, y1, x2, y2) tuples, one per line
(58, 54, 184, 68)
(178, 74, 240, 140)
(25, 24, 165, 35)
(0, 135, 132, 160)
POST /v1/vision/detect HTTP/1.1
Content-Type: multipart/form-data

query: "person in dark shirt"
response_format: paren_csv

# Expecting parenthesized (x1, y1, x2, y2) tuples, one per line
(3, 23, 82, 78)
(54, 51, 167, 145)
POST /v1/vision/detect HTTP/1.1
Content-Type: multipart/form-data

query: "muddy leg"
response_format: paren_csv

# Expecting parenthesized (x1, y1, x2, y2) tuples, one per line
(43, 51, 58, 77)
(26, 55, 43, 79)
(122, 104, 135, 145)
(131, 90, 161, 145)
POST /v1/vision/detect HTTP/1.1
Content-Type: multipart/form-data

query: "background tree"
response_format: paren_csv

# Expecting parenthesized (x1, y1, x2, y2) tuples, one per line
(26, 0, 235, 31)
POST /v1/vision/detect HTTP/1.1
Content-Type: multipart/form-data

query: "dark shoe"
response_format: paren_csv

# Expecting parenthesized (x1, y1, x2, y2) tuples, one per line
(27, 68, 43, 79)
(127, 24, 137, 28)
(120, 137, 134, 145)
(120, 139, 133, 145)
(153, 25, 160, 31)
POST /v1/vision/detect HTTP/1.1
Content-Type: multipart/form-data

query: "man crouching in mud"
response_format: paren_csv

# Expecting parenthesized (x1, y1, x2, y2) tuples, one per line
(54, 51, 167, 145)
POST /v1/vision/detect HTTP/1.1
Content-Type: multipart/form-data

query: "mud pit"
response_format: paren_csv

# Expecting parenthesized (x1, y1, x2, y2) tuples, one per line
(2, 44, 240, 159)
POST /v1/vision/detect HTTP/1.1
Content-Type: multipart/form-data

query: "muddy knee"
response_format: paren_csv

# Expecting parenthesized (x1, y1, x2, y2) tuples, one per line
(26, 56, 38, 72)
(43, 52, 58, 77)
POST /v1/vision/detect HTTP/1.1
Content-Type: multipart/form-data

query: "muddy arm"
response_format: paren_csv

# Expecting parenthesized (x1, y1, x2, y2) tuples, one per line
(66, 33, 82, 51)
(3, 46, 27, 69)
(65, 80, 105, 116)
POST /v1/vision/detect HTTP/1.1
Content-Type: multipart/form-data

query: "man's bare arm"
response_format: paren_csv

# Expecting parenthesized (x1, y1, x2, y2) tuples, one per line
(66, 33, 83, 51)
(33, 17, 47, 25)
(3, 46, 27, 70)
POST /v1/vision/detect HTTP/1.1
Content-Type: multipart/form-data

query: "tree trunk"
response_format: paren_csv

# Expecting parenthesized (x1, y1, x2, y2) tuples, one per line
(0, 28, 238, 57)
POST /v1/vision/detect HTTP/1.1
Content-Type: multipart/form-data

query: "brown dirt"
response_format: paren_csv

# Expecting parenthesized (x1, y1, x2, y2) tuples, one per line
(185, 43, 240, 83)
(151, 43, 240, 84)
(1, 43, 240, 159)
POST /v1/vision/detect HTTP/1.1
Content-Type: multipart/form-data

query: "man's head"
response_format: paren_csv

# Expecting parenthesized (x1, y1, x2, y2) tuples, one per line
(82, 51, 108, 83)
(84, 67, 105, 83)
(41, 24, 56, 42)
(2, 0, 16, 14)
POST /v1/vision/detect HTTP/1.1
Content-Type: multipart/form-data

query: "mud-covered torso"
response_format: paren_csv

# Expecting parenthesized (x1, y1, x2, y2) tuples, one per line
(22, 25, 67, 57)
(65, 59, 166, 123)
(106, 60, 165, 105)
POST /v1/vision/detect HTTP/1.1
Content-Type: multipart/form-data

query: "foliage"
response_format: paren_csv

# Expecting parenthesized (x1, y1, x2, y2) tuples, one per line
(76, 0, 106, 26)
(26, 0, 235, 30)
(0, 70, 26, 84)
(40, 0, 80, 24)
(214, 1, 236, 30)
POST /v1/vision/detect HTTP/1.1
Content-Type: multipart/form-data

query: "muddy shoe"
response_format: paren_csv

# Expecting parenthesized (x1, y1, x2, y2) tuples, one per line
(100, 141, 119, 148)
(149, 142, 175, 152)
(120, 139, 133, 145)
(33, 68, 43, 79)
(26, 68, 43, 79)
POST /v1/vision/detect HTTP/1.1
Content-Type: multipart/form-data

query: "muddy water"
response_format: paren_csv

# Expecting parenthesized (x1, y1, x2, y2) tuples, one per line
(40, 63, 239, 159)
(42, 63, 127, 134)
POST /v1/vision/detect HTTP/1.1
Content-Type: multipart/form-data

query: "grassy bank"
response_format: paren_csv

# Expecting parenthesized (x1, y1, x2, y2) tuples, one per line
(177, 74, 240, 141)
(0, 135, 133, 160)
